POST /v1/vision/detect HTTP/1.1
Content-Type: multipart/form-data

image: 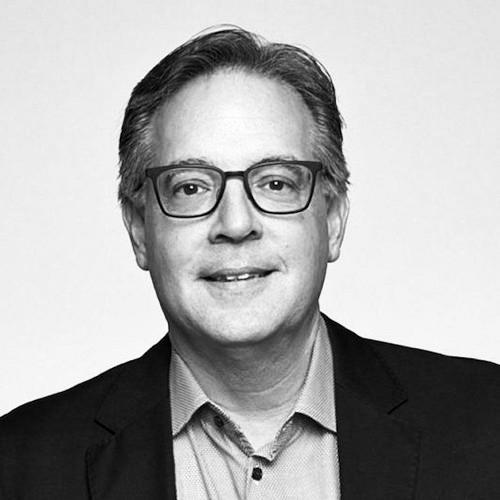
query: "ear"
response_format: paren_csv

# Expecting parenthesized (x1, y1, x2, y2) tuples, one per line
(122, 202, 149, 271)
(326, 194, 349, 263)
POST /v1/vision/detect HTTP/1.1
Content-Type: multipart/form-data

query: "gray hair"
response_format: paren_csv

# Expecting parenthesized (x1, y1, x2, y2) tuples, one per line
(118, 27, 349, 207)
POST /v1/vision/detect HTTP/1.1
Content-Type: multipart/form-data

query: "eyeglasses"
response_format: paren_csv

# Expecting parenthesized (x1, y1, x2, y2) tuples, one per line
(145, 161, 323, 218)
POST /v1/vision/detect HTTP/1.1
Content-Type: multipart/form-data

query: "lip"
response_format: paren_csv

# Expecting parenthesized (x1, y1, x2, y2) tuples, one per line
(202, 266, 275, 282)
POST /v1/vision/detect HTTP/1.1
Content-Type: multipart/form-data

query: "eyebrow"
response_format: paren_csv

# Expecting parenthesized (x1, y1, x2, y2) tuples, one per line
(256, 155, 299, 164)
(166, 158, 215, 168)
(165, 154, 300, 169)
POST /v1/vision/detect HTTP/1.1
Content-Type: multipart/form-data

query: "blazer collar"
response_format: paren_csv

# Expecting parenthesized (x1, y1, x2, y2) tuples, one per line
(93, 337, 171, 433)
(86, 336, 177, 500)
(324, 315, 421, 499)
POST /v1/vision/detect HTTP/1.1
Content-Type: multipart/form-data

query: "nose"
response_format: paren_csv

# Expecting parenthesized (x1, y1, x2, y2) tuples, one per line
(208, 178, 263, 244)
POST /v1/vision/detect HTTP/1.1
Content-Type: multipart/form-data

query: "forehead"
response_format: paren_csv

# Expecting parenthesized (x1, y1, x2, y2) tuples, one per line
(152, 70, 316, 166)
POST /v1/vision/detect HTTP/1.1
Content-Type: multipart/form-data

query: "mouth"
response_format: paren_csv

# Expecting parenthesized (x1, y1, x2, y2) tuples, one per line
(202, 268, 274, 283)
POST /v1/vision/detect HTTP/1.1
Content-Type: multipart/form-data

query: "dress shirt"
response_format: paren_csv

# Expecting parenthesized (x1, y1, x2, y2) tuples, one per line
(169, 319, 340, 499)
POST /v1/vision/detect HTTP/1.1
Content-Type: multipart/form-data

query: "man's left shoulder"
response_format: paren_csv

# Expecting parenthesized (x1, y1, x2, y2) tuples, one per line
(325, 315, 499, 429)
(368, 335, 499, 390)
(367, 335, 500, 427)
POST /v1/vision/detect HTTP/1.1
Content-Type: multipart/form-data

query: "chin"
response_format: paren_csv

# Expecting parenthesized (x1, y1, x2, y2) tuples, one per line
(194, 310, 285, 348)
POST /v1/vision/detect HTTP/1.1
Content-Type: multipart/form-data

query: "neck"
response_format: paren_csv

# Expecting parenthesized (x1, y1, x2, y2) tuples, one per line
(170, 309, 322, 419)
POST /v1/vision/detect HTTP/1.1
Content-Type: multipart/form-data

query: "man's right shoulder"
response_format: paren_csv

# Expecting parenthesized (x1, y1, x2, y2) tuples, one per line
(0, 336, 170, 440)
(0, 337, 171, 498)
(0, 358, 131, 444)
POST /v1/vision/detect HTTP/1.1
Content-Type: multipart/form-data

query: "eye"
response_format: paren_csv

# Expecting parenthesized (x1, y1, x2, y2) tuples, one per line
(172, 181, 210, 197)
(257, 176, 296, 193)
(268, 180, 286, 191)
(180, 183, 202, 195)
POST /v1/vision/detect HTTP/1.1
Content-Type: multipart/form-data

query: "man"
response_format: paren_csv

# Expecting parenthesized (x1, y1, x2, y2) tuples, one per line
(0, 27, 499, 499)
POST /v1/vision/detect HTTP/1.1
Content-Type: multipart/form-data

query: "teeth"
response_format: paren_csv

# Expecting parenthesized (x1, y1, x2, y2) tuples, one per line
(213, 272, 262, 282)
(237, 273, 252, 281)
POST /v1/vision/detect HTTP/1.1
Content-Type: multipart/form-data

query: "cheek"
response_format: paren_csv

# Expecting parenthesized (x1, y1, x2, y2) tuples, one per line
(278, 213, 329, 276)
(145, 214, 193, 284)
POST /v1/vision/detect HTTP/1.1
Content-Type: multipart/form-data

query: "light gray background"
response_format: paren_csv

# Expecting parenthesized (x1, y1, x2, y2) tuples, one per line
(1, 0, 499, 416)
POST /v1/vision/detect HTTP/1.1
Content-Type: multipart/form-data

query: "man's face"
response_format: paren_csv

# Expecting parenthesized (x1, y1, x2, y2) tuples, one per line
(125, 71, 347, 350)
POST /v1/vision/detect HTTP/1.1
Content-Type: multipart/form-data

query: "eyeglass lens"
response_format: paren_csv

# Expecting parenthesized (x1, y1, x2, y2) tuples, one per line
(155, 163, 314, 216)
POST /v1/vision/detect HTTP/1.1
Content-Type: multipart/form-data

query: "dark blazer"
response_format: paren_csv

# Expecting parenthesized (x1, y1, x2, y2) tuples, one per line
(1, 316, 499, 499)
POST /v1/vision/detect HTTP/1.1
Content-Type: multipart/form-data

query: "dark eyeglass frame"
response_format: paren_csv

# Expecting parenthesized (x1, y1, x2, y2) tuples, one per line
(145, 161, 323, 218)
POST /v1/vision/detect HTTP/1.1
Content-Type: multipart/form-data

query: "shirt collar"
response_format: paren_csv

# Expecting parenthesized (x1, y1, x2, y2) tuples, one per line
(169, 316, 336, 436)
(169, 350, 209, 436)
(293, 317, 336, 432)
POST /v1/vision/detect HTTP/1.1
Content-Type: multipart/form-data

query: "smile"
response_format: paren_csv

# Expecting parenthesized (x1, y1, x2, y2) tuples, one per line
(208, 272, 269, 282)
(203, 268, 274, 283)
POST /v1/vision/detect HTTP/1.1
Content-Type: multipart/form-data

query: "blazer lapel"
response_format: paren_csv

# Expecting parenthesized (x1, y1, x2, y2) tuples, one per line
(86, 337, 177, 500)
(325, 316, 421, 500)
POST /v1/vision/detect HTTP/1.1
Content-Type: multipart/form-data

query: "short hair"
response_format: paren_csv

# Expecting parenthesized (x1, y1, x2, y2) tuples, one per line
(118, 26, 349, 207)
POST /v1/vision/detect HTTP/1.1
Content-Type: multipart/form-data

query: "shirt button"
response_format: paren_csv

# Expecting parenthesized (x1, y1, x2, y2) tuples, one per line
(251, 467, 263, 481)
(214, 415, 224, 428)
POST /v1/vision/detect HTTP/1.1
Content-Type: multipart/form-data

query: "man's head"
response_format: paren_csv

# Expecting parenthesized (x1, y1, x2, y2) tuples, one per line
(118, 27, 349, 208)
(120, 27, 349, 352)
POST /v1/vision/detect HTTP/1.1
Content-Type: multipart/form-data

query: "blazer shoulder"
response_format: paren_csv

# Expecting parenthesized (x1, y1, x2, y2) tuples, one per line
(0, 337, 170, 497)
(324, 315, 499, 440)
(366, 336, 500, 435)
(0, 359, 126, 438)
(0, 339, 167, 452)
(326, 314, 499, 392)
(367, 336, 500, 387)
